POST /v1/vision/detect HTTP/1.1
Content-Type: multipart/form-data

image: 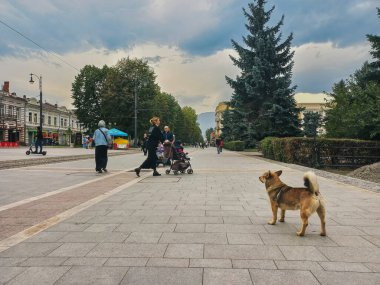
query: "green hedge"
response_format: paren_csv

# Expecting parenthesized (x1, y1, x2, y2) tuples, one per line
(259, 137, 380, 168)
(223, 141, 245, 151)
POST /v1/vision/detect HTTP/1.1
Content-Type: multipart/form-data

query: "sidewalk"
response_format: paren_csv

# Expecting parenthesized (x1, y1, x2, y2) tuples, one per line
(0, 149, 379, 284)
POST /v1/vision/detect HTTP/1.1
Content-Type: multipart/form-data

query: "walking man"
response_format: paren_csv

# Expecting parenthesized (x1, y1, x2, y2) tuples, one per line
(93, 120, 111, 173)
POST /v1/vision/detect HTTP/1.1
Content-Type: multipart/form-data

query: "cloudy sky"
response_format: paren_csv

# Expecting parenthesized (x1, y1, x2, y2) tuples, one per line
(0, 0, 378, 113)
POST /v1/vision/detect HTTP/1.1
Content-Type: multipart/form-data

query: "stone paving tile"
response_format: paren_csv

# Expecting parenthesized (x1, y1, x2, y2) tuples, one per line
(327, 235, 377, 247)
(312, 270, 380, 285)
(190, 258, 232, 268)
(260, 233, 337, 246)
(307, 225, 366, 235)
(104, 258, 148, 267)
(24, 231, 68, 243)
(204, 245, 284, 260)
(132, 209, 181, 216)
(7, 266, 71, 285)
(164, 244, 204, 258)
(180, 210, 206, 216)
(45, 223, 91, 232)
(55, 266, 128, 285)
(19, 257, 67, 266)
(141, 216, 171, 224)
(249, 269, 320, 285)
(63, 257, 108, 266)
(160, 232, 227, 244)
(317, 246, 380, 263)
(87, 243, 168, 258)
(84, 223, 119, 232)
(0, 257, 26, 266)
(0, 266, 26, 284)
(279, 245, 328, 261)
(365, 263, 380, 272)
(358, 226, 380, 235)
(223, 216, 252, 224)
(362, 235, 380, 247)
(227, 233, 263, 245)
(0, 242, 62, 257)
(319, 261, 372, 272)
(86, 216, 144, 224)
(206, 224, 267, 234)
(58, 232, 128, 243)
(175, 223, 205, 233)
(263, 224, 299, 234)
(206, 210, 256, 217)
(274, 260, 323, 271)
(169, 216, 223, 224)
(115, 223, 175, 233)
(49, 243, 97, 257)
(121, 267, 202, 285)
(232, 259, 277, 269)
(146, 257, 189, 267)
(105, 210, 135, 216)
(125, 232, 162, 243)
(203, 268, 253, 285)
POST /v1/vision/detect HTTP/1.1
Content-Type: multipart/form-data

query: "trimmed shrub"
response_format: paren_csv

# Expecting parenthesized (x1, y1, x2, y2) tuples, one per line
(260, 137, 380, 168)
(223, 141, 245, 151)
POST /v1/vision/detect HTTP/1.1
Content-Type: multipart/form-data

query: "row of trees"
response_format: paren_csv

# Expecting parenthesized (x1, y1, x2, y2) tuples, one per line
(324, 8, 380, 140)
(71, 58, 203, 143)
(222, 0, 380, 144)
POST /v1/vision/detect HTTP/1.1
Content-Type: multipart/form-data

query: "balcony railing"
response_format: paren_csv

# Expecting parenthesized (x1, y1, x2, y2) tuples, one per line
(0, 114, 18, 120)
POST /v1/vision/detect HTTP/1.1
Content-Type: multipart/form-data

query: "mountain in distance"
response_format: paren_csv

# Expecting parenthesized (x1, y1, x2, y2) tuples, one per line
(197, 112, 215, 139)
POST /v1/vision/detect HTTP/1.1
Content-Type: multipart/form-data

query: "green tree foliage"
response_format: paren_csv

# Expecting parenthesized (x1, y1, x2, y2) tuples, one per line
(205, 127, 214, 142)
(225, 0, 301, 144)
(181, 106, 203, 143)
(324, 63, 380, 140)
(71, 65, 109, 131)
(72, 58, 202, 142)
(303, 112, 322, 138)
(366, 8, 380, 83)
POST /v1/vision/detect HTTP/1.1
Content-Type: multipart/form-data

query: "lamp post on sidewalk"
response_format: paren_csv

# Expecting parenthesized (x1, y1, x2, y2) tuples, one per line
(29, 74, 43, 132)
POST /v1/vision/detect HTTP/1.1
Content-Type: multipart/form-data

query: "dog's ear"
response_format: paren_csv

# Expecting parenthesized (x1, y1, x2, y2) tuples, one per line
(266, 171, 271, 178)
(275, 170, 282, 176)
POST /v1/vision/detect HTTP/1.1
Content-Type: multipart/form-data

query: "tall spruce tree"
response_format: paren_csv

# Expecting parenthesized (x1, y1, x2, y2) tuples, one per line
(225, 0, 301, 144)
(366, 8, 380, 83)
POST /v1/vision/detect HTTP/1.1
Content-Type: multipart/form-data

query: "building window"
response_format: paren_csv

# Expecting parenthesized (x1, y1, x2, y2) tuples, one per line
(54, 117, 57, 126)
(29, 112, 32, 122)
(16, 108, 20, 119)
(0, 104, 5, 116)
(48, 116, 51, 125)
(33, 113, 37, 123)
(64, 119, 67, 127)
(61, 118, 63, 127)
(42, 114, 45, 124)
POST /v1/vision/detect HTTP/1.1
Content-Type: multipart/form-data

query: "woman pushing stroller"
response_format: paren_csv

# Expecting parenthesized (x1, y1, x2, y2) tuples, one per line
(134, 117, 164, 177)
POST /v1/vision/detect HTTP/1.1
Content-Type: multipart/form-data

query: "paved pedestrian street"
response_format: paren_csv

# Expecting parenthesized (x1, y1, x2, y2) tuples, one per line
(0, 148, 379, 284)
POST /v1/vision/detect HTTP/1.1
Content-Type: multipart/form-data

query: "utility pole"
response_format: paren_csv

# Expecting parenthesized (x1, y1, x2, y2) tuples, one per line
(134, 83, 138, 147)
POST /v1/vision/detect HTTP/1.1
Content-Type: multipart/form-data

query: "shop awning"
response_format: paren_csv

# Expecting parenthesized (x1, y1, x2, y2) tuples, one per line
(108, 128, 128, 137)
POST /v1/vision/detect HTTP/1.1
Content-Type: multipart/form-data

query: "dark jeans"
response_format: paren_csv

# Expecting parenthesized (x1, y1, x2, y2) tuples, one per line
(95, 145, 108, 171)
(35, 139, 43, 153)
(140, 146, 157, 170)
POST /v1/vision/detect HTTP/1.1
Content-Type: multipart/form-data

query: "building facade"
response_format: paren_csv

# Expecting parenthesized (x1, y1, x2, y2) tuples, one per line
(0, 82, 26, 144)
(215, 102, 229, 138)
(0, 81, 82, 146)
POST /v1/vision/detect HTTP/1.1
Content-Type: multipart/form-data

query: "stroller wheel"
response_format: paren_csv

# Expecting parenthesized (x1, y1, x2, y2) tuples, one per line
(26, 150, 30, 155)
(165, 169, 170, 175)
(187, 169, 193, 174)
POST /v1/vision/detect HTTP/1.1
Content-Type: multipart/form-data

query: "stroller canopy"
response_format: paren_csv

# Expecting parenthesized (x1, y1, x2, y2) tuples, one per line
(108, 128, 128, 137)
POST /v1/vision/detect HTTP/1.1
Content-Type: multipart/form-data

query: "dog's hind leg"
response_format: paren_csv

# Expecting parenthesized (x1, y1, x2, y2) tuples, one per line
(297, 211, 309, 236)
(268, 201, 278, 225)
(279, 209, 286, 222)
(317, 202, 326, 236)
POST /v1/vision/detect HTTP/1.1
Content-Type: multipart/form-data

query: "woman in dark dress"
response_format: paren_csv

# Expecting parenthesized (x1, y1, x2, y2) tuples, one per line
(134, 117, 164, 177)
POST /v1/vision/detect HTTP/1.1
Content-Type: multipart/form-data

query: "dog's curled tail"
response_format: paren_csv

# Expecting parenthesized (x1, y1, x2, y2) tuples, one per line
(304, 171, 319, 195)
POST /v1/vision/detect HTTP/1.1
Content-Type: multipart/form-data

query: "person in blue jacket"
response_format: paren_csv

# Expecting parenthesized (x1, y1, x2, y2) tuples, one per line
(93, 120, 111, 173)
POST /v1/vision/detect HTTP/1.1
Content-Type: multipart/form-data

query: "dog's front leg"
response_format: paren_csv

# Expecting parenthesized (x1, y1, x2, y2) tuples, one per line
(268, 201, 278, 225)
(279, 209, 285, 222)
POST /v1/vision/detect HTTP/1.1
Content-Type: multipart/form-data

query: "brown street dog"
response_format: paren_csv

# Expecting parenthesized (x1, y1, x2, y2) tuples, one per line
(259, 170, 326, 237)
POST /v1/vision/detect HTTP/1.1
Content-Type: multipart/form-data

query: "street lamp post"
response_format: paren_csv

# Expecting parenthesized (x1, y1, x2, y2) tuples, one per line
(29, 74, 42, 132)
(134, 83, 138, 147)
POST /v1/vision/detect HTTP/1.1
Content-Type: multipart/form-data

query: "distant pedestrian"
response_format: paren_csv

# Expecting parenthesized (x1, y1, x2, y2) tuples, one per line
(215, 138, 221, 154)
(135, 117, 164, 177)
(35, 126, 43, 153)
(82, 136, 87, 149)
(93, 120, 111, 173)
(219, 139, 223, 152)
(142, 133, 148, 156)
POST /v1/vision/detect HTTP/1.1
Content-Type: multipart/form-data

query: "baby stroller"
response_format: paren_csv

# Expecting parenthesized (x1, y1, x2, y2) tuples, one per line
(165, 142, 193, 175)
